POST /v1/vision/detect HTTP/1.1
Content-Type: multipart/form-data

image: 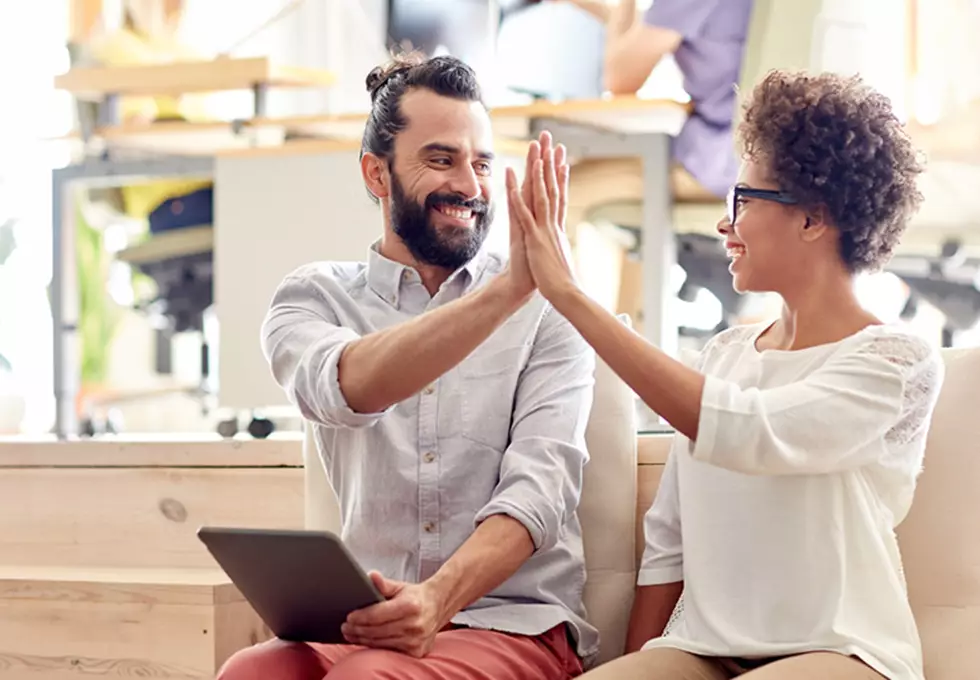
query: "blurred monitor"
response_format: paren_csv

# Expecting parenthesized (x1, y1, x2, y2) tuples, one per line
(496, 2, 606, 100)
(386, 0, 605, 101)
(386, 0, 496, 68)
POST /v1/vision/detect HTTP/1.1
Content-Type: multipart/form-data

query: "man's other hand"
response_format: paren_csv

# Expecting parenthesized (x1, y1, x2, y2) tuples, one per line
(341, 571, 450, 658)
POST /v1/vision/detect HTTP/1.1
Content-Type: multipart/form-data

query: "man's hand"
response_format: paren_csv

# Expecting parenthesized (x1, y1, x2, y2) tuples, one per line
(503, 131, 571, 302)
(501, 131, 552, 303)
(507, 133, 580, 306)
(341, 571, 450, 658)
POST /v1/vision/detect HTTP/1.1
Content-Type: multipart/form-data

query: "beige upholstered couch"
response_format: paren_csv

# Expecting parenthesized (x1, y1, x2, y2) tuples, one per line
(304, 344, 980, 674)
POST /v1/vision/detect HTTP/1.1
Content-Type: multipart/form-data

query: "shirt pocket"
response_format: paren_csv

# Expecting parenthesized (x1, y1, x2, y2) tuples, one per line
(458, 343, 533, 451)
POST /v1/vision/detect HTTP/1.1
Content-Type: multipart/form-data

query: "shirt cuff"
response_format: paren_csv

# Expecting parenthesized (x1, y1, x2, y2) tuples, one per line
(474, 498, 545, 552)
(637, 564, 684, 586)
(320, 340, 391, 428)
(689, 374, 724, 463)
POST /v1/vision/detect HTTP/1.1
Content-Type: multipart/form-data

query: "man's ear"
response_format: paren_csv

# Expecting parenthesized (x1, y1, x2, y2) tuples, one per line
(361, 153, 389, 200)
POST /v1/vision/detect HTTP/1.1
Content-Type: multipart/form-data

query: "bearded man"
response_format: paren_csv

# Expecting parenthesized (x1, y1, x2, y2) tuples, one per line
(216, 53, 597, 680)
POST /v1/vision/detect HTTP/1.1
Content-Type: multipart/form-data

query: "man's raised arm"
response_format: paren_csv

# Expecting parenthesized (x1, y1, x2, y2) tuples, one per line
(337, 271, 530, 414)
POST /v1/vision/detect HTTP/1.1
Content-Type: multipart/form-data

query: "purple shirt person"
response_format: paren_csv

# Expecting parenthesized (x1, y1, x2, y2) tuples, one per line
(644, 0, 754, 198)
(561, 0, 755, 199)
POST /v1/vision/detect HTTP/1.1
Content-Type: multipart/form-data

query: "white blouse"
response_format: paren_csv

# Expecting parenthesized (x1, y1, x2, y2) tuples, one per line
(639, 322, 945, 680)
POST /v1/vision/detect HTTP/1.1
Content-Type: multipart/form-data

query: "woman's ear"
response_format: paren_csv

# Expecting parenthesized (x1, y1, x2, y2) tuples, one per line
(799, 206, 829, 242)
(361, 153, 389, 200)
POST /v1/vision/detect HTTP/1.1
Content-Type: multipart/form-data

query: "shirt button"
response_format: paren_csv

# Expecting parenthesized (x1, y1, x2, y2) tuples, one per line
(423, 385, 435, 395)
(423, 451, 436, 463)
(422, 521, 435, 533)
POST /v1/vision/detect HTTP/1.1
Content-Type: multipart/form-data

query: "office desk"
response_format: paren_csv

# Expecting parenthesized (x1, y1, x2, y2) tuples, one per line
(49, 95, 688, 436)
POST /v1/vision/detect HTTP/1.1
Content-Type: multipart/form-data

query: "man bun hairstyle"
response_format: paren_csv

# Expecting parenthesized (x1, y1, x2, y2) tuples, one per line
(360, 51, 485, 165)
(738, 70, 925, 273)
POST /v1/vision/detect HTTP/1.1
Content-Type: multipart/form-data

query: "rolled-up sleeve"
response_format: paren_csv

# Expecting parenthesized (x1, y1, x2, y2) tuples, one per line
(690, 335, 941, 476)
(260, 274, 390, 429)
(473, 306, 595, 553)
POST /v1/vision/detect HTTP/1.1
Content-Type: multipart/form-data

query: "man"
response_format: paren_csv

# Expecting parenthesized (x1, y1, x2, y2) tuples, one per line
(216, 54, 597, 680)
(557, 0, 754, 200)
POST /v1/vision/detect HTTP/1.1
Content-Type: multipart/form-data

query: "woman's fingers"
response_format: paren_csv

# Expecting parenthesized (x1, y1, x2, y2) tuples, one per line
(542, 139, 560, 222)
(557, 161, 569, 233)
(532, 158, 551, 228)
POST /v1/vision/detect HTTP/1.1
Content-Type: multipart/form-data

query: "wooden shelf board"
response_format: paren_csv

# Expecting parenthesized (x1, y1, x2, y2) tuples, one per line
(55, 56, 335, 99)
(0, 433, 303, 468)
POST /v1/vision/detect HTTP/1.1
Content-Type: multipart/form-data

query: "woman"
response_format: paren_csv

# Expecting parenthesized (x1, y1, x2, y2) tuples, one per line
(504, 70, 944, 680)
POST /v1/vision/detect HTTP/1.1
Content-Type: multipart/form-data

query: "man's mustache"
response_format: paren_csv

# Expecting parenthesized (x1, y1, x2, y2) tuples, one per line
(425, 193, 489, 215)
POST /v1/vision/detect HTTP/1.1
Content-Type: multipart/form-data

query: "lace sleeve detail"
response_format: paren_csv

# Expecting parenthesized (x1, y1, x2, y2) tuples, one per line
(855, 332, 943, 446)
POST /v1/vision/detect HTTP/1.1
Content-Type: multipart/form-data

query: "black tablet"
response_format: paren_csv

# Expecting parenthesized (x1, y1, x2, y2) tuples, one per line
(197, 526, 384, 643)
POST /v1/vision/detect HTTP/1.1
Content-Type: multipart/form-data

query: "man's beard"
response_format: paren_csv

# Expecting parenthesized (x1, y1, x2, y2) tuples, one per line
(389, 172, 494, 270)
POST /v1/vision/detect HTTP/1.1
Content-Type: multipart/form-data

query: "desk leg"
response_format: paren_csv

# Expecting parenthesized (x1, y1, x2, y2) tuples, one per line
(97, 93, 120, 128)
(640, 134, 677, 357)
(51, 171, 78, 439)
(253, 84, 268, 118)
(638, 134, 677, 429)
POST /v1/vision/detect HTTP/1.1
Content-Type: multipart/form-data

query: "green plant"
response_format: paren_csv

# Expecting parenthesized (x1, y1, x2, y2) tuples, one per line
(75, 197, 121, 385)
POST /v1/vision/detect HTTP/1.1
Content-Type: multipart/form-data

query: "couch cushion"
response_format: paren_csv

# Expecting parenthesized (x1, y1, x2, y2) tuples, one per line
(579, 316, 639, 664)
(896, 346, 980, 679)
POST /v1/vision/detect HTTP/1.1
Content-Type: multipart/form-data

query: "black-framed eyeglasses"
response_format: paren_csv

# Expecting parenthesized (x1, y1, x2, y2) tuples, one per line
(726, 186, 798, 224)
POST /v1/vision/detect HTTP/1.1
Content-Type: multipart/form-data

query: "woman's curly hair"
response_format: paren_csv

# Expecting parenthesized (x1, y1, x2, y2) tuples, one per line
(738, 70, 925, 273)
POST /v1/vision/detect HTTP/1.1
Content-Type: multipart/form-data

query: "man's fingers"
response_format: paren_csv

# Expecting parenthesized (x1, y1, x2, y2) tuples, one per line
(521, 141, 541, 206)
(369, 571, 401, 598)
(342, 616, 421, 641)
(510, 170, 540, 240)
(343, 632, 413, 651)
(346, 595, 419, 627)
(506, 169, 526, 244)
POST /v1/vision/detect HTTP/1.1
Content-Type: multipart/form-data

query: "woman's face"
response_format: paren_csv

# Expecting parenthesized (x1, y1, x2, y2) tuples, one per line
(717, 157, 810, 294)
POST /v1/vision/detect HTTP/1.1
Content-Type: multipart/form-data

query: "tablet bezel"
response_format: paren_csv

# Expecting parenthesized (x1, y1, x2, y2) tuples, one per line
(197, 526, 385, 644)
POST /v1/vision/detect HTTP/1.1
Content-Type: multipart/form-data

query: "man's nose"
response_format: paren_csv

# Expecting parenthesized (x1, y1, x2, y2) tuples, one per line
(446, 165, 481, 202)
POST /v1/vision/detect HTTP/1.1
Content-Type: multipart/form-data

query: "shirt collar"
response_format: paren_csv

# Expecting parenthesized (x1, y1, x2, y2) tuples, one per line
(366, 240, 490, 307)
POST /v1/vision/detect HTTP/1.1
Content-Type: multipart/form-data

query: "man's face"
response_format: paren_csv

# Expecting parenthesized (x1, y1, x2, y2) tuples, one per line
(386, 89, 496, 270)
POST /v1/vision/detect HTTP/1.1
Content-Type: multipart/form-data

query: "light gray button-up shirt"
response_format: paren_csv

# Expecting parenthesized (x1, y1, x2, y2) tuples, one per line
(260, 242, 599, 664)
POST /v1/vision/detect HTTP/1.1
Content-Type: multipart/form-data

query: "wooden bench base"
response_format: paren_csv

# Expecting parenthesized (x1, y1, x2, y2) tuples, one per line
(0, 567, 272, 679)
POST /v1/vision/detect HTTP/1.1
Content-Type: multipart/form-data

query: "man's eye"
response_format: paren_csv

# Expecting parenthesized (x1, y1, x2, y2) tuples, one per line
(432, 158, 451, 166)
(475, 161, 492, 174)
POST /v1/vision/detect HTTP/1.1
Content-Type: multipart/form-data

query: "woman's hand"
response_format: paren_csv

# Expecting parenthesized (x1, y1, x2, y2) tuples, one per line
(505, 134, 580, 307)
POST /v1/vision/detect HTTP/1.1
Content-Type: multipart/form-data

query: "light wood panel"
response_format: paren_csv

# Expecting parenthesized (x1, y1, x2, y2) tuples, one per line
(0, 433, 302, 468)
(0, 567, 271, 679)
(55, 56, 335, 99)
(0, 467, 303, 569)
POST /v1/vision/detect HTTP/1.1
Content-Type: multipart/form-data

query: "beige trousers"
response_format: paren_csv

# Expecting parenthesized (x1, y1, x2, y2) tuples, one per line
(579, 647, 886, 680)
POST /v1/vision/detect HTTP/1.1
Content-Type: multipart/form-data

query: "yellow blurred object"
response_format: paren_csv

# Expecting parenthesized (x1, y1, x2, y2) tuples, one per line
(88, 25, 212, 219)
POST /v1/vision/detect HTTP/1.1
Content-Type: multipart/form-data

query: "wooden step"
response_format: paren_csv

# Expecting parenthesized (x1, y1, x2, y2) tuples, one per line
(0, 434, 305, 569)
(0, 566, 272, 679)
